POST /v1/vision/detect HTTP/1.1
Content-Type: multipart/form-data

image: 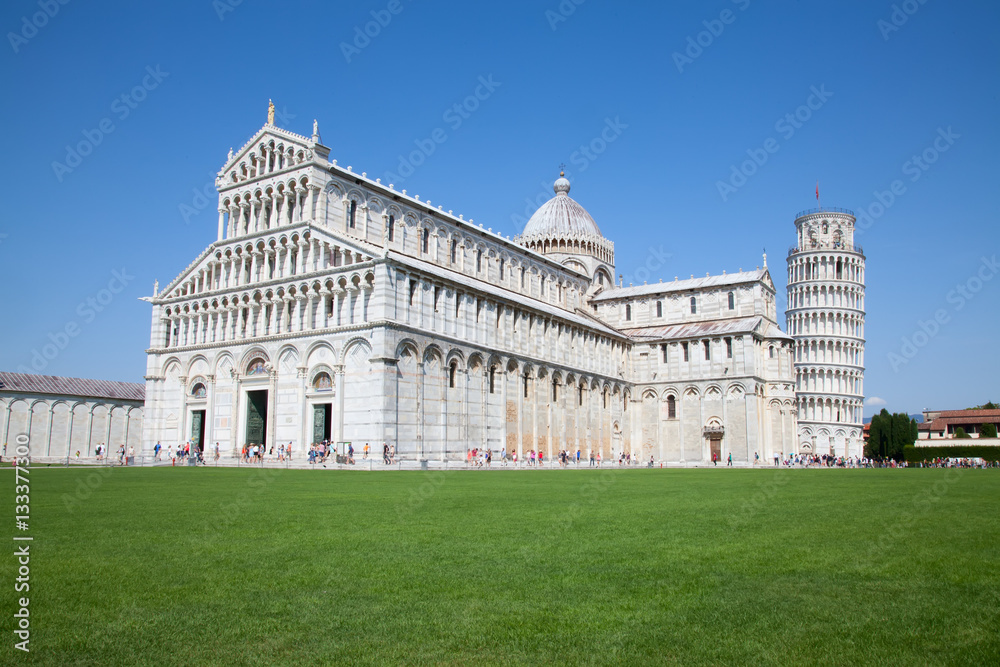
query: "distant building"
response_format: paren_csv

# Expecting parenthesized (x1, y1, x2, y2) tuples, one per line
(786, 208, 866, 458)
(918, 409, 1000, 440)
(0, 372, 145, 458)
(140, 111, 797, 463)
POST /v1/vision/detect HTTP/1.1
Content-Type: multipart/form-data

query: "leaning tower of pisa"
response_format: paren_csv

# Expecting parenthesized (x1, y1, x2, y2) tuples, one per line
(786, 207, 866, 458)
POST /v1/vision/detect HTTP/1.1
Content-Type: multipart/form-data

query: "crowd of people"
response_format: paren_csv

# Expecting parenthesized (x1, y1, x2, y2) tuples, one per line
(913, 457, 998, 468)
(36, 440, 996, 470)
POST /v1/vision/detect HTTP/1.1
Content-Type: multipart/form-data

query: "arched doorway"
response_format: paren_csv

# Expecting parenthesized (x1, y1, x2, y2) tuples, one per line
(703, 419, 724, 462)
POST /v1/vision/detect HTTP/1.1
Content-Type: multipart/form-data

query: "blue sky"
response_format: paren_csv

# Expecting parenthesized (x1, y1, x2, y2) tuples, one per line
(1, 0, 996, 416)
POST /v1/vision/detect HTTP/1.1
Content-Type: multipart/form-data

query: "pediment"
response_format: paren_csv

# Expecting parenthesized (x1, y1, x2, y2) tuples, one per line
(217, 124, 328, 189)
(155, 223, 379, 303)
(761, 269, 775, 292)
(222, 125, 312, 171)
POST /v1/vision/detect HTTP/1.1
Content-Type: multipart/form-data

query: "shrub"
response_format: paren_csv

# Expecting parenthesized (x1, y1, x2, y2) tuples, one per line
(903, 445, 1000, 463)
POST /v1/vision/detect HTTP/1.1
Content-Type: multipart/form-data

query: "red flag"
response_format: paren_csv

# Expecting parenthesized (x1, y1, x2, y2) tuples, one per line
(815, 182, 819, 202)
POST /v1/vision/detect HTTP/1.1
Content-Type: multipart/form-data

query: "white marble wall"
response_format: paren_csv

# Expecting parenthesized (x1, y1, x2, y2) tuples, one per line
(0, 394, 143, 458)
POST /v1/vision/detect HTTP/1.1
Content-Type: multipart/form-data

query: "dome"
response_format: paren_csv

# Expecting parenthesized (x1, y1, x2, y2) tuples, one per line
(522, 174, 603, 238)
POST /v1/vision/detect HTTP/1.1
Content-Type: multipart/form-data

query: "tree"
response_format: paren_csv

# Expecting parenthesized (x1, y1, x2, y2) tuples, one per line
(864, 409, 917, 460)
(969, 401, 998, 410)
(890, 412, 913, 460)
(981, 423, 998, 439)
(954, 427, 971, 439)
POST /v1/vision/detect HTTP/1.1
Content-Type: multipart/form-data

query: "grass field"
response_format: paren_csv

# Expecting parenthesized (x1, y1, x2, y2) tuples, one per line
(3, 466, 999, 665)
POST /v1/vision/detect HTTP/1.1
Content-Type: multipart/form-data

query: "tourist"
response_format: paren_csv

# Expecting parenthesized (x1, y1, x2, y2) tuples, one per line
(363, 443, 369, 460)
(754, 452, 759, 466)
(727, 453, 732, 467)
(169, 445, 176, 466)
(154, 442, 162, 460)
(711, 451, 718, 466)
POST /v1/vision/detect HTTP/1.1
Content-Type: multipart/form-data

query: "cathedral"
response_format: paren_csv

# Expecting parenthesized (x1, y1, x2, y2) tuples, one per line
(141, 110, 807, 464)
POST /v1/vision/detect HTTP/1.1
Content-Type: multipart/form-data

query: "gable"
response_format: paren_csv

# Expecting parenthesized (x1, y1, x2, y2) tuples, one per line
(155, 223, 380, 303)
(218, 124, 319, 188)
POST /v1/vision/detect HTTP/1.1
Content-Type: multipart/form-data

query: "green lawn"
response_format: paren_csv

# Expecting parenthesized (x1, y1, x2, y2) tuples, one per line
(4, 466, 999, 665)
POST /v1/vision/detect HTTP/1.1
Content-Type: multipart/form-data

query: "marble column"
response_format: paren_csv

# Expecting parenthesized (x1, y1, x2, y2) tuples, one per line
(335, 365, 346, 445)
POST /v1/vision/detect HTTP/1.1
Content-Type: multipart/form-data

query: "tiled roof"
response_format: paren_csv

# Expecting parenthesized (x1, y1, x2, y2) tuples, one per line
(0, 372, 145, 402)
(621, 316, 793, 342)
(591, 269, 768, 301)
(918, 410, 1000, 432)
(935, 409, 1000, 419)
(386, 251, 626, 339)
